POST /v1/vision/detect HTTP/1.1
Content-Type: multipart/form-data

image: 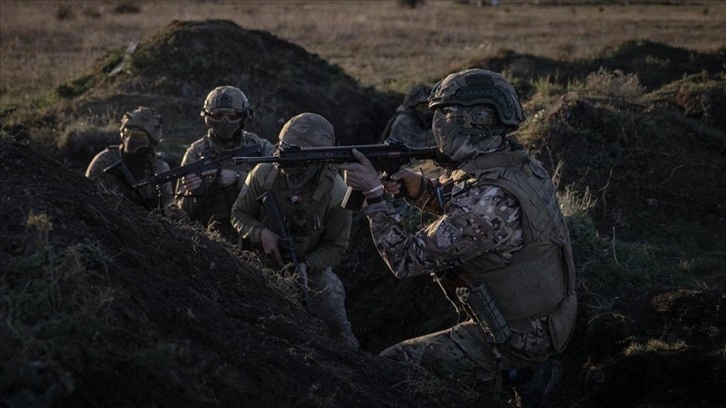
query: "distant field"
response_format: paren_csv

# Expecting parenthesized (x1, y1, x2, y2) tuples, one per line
(1, 0, 724, 109)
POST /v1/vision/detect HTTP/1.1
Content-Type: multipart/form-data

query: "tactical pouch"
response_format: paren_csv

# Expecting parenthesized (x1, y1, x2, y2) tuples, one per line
(456, 284, 512, 344)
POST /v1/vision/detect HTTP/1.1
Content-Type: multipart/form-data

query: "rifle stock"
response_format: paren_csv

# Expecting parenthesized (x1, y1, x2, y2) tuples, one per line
(133, 145, 262, 189)
(233, 143, 451, 210)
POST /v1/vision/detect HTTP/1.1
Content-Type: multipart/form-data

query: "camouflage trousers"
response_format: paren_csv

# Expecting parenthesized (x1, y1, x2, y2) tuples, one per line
(307, 267, 360, 349)
(379, 319, 553, 398)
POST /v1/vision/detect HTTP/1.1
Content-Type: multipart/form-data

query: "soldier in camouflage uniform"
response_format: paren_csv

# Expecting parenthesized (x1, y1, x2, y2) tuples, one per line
(381, 84, 444, 180)
(86, 106, 179, 217)
(231, 113, 359, 349)
(336, 69, 577, 407)
(381, 84, 434, 149)
(176, 86, 275, 243)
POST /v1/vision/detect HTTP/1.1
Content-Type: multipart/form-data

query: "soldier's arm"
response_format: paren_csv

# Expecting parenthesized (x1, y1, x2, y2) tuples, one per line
(258, 137, 276, 156)
(302, 178, 352, 274)
(230, 164, 269, 245)
(364, 185, 522, 279)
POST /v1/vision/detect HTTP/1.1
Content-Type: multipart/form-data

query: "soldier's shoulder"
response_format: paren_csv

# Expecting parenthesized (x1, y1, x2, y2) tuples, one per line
(249, 161, 275, 177)
(153, 156, 171, 172)
(243, 131, 275, 149)
(184, 137, 209, 155)
(88, 146, 120, 167)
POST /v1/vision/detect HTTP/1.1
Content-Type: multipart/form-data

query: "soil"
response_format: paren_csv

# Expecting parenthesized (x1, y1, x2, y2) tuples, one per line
(2, 19, 725, 408)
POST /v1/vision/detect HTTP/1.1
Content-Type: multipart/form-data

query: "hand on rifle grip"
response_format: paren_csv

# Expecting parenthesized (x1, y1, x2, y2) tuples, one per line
(390, 168, 425, 199)
(259, 228, 283, 266)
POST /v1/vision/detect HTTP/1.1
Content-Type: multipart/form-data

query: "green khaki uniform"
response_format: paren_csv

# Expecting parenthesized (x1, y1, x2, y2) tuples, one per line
(176, 130, 275, 243)
(86, 146, 176, 216)
(363, 147, 577, 398)
(231, 162, 358, 348)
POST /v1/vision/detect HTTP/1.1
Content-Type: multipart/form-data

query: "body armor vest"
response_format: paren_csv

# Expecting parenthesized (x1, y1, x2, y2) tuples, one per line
(195, 140, 247, 223)
(446, 149, 577, 351)
(262, 166, 337, 257)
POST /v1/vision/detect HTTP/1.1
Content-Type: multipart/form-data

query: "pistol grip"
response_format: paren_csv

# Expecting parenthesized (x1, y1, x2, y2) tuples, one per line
(342, 187, 365, 211)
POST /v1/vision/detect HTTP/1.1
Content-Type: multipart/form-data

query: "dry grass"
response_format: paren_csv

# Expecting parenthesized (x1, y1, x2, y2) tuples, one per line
(1, 0, 724, 109)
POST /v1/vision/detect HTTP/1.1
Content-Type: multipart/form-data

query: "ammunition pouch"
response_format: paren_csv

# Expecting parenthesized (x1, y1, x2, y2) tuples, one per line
(456, 283, 512, 344)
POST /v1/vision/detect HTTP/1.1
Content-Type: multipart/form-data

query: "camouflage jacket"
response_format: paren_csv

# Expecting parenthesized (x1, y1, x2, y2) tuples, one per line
(231, 163, 352, 274)
(363, 168, 523, 280)
(85, 145, 175, 213)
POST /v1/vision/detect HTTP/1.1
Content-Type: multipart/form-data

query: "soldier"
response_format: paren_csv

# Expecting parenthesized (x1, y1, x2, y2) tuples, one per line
(336, 69, 576, 407)
(231, 113, 359, 349)
(85, 106, 179, 217)
(381, 84, 443, 180)
(381, 84, 434, 148)
(176, 86, 275, 243)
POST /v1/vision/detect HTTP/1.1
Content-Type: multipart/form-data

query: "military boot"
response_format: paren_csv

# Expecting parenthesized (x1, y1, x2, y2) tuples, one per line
(512, 359, 561, 408)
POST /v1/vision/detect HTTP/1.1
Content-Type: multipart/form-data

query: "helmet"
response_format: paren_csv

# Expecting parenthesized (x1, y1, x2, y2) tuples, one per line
(120, 106, 163, 143)
(402, 84, 432, 108)
(201, 86, 253, 143)
(201, 86, 251, 115)
(278, 113, 335, 148)
(429, 68, 523, 130)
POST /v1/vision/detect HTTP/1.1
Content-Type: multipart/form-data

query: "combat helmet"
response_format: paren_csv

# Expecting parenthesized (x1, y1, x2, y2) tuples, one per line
(429, 68, 523, 130)
(201, 86, 252, 117)
(279, 113, 335, 148)
(402, 84, 433, 108)
(120, 106, 163, 143)
(201, 86, 253, 143)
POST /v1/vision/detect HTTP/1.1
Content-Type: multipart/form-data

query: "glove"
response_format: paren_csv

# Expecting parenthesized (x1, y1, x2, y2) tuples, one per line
(259, 228, 283, 266)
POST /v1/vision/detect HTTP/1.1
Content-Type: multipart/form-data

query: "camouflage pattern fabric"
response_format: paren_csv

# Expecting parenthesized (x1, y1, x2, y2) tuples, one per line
(120, 106, 163, 142)
(379, 318, 552, 398)
(307, 267, 359, 348)
(175, 129, 275, 242)
(85, 146, 176, 215)
(364, 183, 523, 279)
(362, 173, 562, 393)
(386, 110, 434, 150)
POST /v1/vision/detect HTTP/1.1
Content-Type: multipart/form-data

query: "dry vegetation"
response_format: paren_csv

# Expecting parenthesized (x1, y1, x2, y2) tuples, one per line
(1, 2, 725, 408)
(1, 0, 725, 108)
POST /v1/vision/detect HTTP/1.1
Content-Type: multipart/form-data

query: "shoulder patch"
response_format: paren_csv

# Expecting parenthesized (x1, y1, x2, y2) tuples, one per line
(434, 219, 462, 248)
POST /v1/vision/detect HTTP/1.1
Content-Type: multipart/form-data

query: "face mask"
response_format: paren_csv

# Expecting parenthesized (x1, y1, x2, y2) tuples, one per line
(205, 114, 243, 142)
(432, 106, 503, 161)
(121, 128, 153, 156)
(283, 168, 318, 191)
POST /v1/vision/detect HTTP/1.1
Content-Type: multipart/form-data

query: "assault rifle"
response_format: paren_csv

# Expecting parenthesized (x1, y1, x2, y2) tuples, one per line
(258, 191, 308, 304)
(133, 145, 262, 189)
(232, 143, 452, 210)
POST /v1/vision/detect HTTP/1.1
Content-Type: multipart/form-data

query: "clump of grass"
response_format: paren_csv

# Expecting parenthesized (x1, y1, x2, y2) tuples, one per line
(584, 68, 645, 100)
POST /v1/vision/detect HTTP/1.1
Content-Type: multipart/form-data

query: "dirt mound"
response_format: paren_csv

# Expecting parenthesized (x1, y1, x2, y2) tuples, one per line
(520, 86, 726, 240)
(0, 140, 488, 408)
(6, 19, 399, 169)
(582, 289, 726, 408)
(462, 40, 725, 96)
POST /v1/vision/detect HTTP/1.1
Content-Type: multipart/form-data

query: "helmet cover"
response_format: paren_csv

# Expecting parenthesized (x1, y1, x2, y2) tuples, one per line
(278, 113, 335, 148)
(201, 86, 251, 142)
(120, 106, 163, 143)
(429, 68, 523, 129)
(402, 84, 433, 108)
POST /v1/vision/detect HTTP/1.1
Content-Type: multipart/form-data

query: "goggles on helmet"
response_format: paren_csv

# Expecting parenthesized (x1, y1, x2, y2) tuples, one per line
(121, 127, 152, 140)
(204, 110, 244, 121)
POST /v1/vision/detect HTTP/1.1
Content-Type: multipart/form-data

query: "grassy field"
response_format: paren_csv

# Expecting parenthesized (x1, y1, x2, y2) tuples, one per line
(1, 0, 724, 110)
